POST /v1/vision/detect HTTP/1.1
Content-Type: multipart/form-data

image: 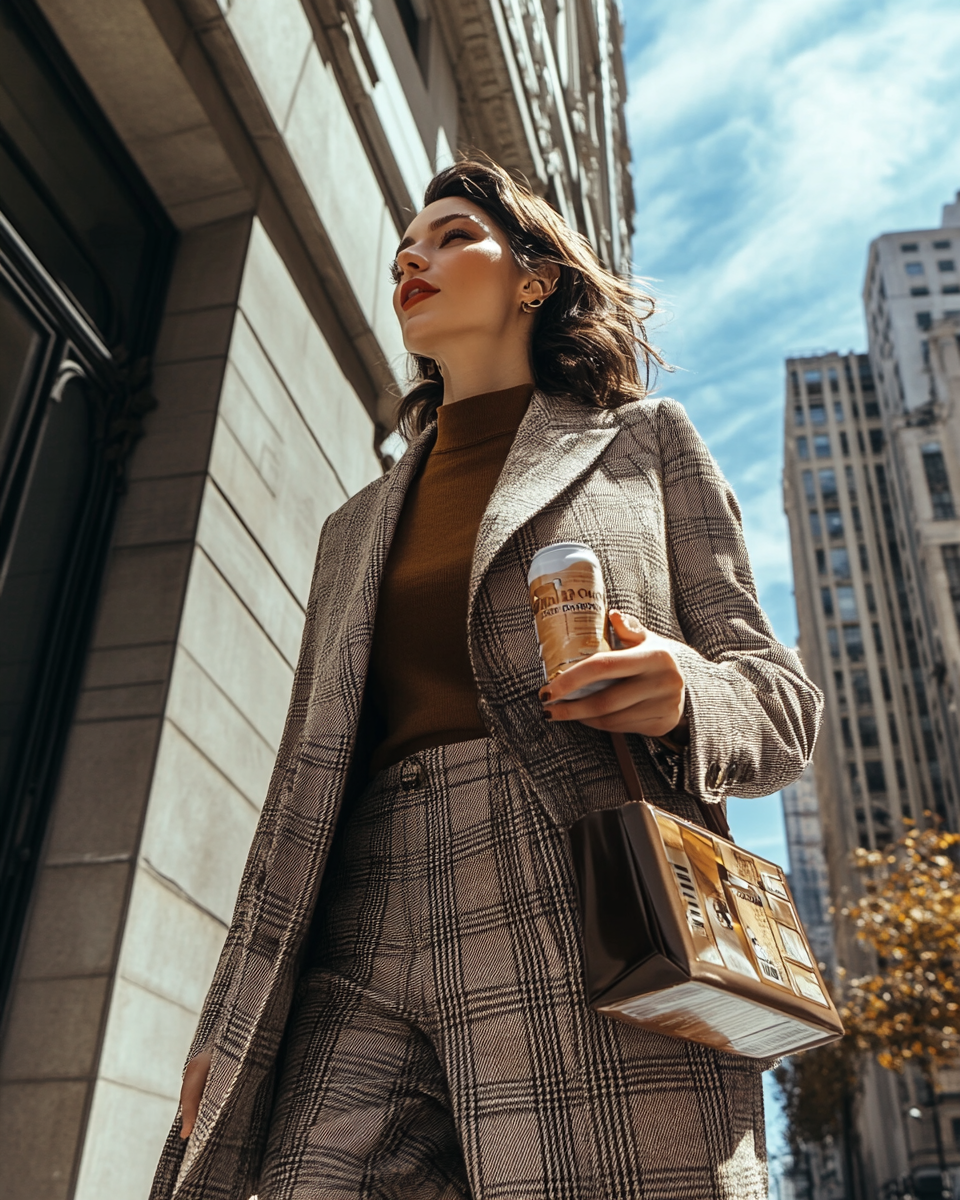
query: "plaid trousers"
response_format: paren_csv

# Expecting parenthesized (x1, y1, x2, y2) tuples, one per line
(257, 738, 768, 1200)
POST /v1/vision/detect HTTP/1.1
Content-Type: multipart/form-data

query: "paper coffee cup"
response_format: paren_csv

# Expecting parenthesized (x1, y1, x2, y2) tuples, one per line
(527, 542, 611, 700)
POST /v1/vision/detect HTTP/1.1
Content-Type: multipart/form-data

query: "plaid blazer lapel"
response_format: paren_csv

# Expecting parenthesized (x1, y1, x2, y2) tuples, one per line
(469, 391, 620, 619)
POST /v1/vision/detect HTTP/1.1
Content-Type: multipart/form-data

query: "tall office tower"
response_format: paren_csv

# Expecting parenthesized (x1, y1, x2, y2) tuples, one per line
(783, 351, 914, 1196)
(862, 198, 960, 828)
(780, 765, 835, 977)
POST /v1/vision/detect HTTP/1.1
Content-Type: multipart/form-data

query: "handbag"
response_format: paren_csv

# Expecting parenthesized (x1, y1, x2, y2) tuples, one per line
(568, 733, 844, 1059)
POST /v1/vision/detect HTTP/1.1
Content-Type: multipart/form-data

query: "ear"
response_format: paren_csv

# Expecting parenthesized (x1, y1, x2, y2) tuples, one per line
(520, 262, 561, 305)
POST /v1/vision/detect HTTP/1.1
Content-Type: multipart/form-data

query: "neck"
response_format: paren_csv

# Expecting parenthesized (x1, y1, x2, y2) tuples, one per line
(435, 335, 534, 404)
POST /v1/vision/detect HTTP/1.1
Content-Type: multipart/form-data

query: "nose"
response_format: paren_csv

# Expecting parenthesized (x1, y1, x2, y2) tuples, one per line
(396, 246, 427, 276)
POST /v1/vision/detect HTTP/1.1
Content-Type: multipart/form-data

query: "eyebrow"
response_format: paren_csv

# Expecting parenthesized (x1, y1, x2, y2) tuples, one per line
(395, 212, 482, 257)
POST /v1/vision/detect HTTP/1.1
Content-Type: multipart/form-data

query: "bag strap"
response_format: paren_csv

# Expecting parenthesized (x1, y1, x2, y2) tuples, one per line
(609, 732, 732, 842)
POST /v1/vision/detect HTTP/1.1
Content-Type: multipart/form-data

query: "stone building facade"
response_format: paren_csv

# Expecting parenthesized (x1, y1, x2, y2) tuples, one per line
(0, 1, 634, 1196)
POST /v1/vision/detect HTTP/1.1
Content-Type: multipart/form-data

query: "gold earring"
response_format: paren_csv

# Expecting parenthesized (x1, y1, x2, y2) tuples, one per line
(521, 297, 544, 313)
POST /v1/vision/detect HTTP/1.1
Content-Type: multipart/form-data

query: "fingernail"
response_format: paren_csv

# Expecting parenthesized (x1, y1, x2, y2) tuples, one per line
(543, 709, 553, 721)
(539, 688, 552, 702)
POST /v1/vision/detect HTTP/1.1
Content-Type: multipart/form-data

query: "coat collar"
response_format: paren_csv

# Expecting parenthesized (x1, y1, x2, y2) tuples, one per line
(348, 391, 622, 667)
(468, 390, 622, 618)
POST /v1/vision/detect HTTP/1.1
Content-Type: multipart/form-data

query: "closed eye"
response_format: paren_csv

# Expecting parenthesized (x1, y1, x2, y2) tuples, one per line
(439, 227, 474, 246)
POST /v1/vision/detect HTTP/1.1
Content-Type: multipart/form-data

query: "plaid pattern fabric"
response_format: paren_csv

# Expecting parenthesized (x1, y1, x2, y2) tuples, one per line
(260, 738, 768, 1200)
(151, 394, 821, 1200)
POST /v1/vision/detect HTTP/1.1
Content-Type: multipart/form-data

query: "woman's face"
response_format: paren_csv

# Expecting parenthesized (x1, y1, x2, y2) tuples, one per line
(391, 198, 531, 359)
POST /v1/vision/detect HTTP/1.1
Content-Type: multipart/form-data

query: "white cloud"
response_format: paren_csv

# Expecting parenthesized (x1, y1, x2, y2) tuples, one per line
(624, 0, 960, 641)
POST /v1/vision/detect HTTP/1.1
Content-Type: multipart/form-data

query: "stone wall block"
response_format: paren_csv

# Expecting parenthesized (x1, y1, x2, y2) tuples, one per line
(153, 305, 238, 366)
(18, 863, 130, 980)
(225, 0, 312, 131)
(117, 865, 227, 1016)
(45, 717, 159, 861)
(195, 479, 304, 667)
(72, 1078, 176, 1200)
(0, 1080, 87, 1200)
(112, 474, 205, 547)
(0, 977, 109, 1081)
(139, 721, 258, 926)
(166, 647, 275, 811)
(90, 543, 193, 649)
(162, 214, 253, 316)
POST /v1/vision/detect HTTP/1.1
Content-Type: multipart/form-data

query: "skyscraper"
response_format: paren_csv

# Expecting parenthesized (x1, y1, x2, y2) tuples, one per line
(782, 192, 960, 1198)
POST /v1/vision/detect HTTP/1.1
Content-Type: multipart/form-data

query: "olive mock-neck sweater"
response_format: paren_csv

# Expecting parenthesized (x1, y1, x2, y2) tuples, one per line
(368, 383, 534, 775)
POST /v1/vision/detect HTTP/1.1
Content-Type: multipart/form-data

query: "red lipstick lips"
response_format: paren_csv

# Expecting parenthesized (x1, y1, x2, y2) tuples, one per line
(400, 277, 439, 310)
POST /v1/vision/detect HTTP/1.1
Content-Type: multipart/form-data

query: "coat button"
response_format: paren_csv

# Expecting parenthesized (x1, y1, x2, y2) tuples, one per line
(706, 762, 722, 789)
(400, 760, 423, 790)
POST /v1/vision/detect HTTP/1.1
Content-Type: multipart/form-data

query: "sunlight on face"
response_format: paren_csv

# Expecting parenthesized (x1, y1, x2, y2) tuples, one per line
(391, 197, 528, 358)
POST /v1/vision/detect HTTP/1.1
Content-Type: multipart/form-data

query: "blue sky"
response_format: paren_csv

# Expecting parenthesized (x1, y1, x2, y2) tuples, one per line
(621, 0, 960, 868)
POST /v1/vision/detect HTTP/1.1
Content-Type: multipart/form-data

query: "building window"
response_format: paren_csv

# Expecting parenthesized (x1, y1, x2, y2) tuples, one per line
(809, 510, 822, 539)
(934, 240, 952, 251)
(818, 468, 838, 500)
(841, 717, 853, 748)
(790, 369, 800, 397)
(852, 506, 863, 534)
(837, 586, 858, 620)
(834, 669, 846, 702)
(944, 284, 960, 295)
(0, 0, 174, 1008)
(797, 436, 809, 460)
(828, 627, 840, 659)
(869, 429, 885, 454)
(917, 312, 933, 331)
(888, 713, 899, 745)
(865, 583, 877, 613)
(840, 430, 850, 456)
(901, 242, 919, 252)
(858, 715, 880, 748)
(816, 548, 827, 575)
(864, 400, 880, 418)
(843, 625, 865, 660)
(802, 469, 816, 501)
(905, 262, 924, 276)
(872, 622, 884, 654)
(393, 0, 431, 76)
(921, 442, 956, 519)
(825, 509, 844, 538)
(880, 666, 891, 701)
(938, 260, 956, 272)
(809, 404, 826, 425)
(859, 543, 870, 571)
(845, 465, 858, 497)
(821, 587, 834, 617)
(942, 545, 960, 632)
(834, 401, 844, 422)
(814, 434, 831, 458)
(851, 670, 872, 705)
(830, 547, 850, 577)
(804, 369, 823, 395)
(865, 760, 887, 794)
(794, 405, 805, 426)
(910, 286, 930, 297)
(828, 367, 839, 392)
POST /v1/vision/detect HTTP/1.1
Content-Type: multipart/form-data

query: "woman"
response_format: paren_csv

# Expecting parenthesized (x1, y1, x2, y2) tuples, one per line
(152, 160, 821, 1200)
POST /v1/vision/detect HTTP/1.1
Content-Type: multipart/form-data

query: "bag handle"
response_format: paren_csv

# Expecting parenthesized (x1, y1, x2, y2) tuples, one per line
(609, 731, 732, 842)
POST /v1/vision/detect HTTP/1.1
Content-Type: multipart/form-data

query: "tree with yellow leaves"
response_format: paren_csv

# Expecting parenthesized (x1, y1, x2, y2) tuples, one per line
(777, 822, 960, 1198)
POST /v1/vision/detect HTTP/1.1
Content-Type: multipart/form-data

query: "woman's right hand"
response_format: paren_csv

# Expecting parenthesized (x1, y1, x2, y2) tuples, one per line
(179, 1049, 212, 1139)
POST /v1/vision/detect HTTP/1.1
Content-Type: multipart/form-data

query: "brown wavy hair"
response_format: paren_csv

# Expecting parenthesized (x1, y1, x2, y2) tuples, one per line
(393, 159, 663, 437)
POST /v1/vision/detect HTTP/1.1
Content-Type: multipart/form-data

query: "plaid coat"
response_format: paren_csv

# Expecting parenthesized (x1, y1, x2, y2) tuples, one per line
(151, 392, 822, 1199)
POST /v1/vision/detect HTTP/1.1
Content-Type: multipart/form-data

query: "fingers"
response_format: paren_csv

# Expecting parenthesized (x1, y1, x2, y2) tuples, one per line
(546, 670, 683, 728)
(541, 644, 678, 706)
(180, 1050, 212, 1140)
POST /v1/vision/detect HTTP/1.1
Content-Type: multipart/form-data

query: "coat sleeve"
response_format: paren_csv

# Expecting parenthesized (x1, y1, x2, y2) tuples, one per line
(653, 399, 822, 803)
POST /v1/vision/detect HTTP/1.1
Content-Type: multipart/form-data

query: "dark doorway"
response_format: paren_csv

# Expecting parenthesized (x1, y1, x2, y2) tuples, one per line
(0, 0, 175, 1012)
